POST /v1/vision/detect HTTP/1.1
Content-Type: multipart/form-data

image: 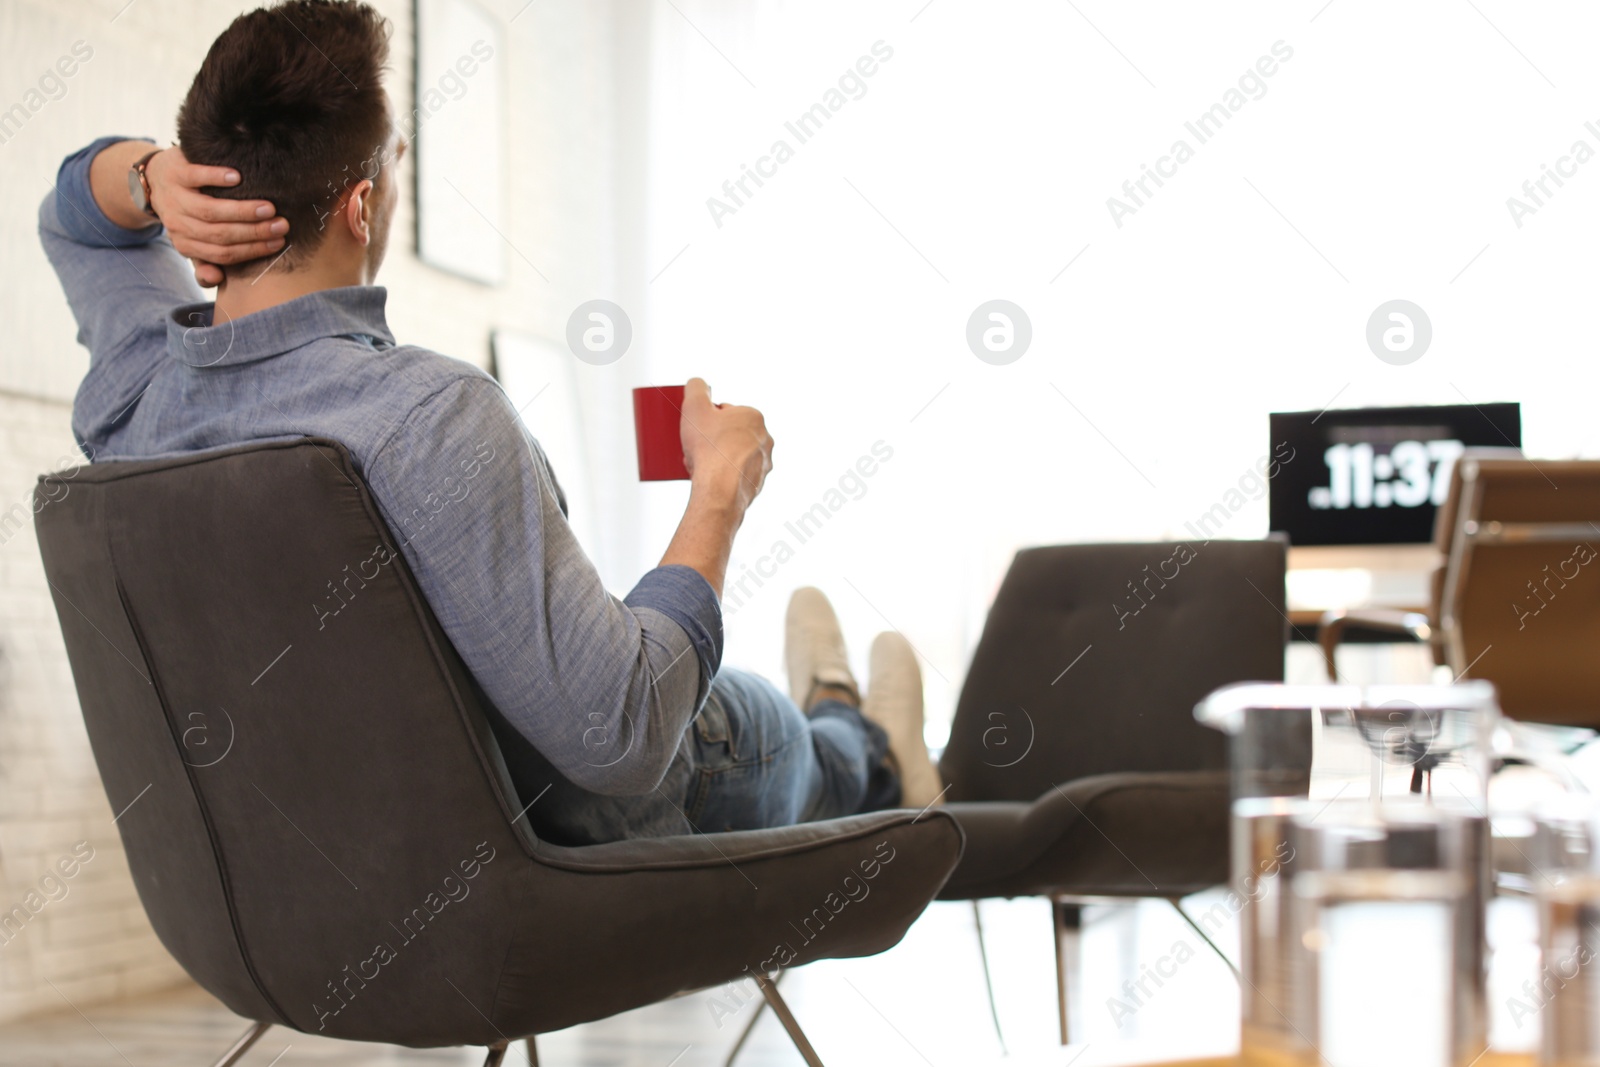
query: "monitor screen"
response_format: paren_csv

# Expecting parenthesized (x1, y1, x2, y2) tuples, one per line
(1269, 403, 1521, 546)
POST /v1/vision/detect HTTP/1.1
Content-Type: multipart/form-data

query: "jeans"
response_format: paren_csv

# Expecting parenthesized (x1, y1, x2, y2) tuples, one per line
(511, 668, 900, 845)
(684, 668, 899, 832)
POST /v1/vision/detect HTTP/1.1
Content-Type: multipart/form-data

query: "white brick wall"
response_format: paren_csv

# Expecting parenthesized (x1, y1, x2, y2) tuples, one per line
(0, 0, 650, 1025)
(0, 388, 186, 1023)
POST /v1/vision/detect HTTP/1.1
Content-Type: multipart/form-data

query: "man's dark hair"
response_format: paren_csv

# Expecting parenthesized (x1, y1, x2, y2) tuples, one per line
(177, 0, 392, 269)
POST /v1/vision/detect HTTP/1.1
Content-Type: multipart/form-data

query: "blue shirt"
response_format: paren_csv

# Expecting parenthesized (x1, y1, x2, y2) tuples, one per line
(39, 135, 722, 809)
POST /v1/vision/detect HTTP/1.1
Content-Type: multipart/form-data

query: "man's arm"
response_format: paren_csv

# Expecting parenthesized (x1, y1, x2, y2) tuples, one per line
(39, 137, 284, 450)
(658, 377, 774, 596)
(366, 374, 743, 797)
(41, 137, 285, 351)
(86, 140, 287, 283)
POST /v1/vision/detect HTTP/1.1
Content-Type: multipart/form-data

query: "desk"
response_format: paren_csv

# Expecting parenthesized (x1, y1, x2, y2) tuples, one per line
(1286, 543, 1437, 645)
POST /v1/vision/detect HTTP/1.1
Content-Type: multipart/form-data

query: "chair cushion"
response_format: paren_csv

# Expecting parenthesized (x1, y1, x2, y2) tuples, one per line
(936, 771, 1230, 899)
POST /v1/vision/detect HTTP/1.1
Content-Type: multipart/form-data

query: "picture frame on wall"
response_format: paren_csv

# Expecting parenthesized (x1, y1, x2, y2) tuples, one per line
(412, 0, 506, 285)
(489, 328, 601, 553)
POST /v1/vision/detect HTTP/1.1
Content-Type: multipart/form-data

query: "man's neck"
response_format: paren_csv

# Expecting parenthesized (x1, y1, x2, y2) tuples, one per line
(213, 259, 364, 322)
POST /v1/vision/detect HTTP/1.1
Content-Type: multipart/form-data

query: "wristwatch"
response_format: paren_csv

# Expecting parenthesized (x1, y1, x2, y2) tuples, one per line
(127, 147, 162, 220)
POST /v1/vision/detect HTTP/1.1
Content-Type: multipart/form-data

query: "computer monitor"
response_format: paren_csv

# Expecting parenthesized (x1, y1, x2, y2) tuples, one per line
(1269, 403, 1521, 546)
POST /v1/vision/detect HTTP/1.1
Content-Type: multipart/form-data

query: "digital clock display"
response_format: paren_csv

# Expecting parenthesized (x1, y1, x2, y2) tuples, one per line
(1309, 434, 1463, 511)
(1270, 403, 1521, 546)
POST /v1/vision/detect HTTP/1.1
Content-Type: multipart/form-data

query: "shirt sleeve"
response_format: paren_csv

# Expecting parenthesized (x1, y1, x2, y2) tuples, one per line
(365, 373, 724, 796)
(38, 136, 205, 454)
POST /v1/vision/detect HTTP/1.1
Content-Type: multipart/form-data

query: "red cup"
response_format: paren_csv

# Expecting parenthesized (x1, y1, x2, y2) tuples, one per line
(632, 385, 690, 481)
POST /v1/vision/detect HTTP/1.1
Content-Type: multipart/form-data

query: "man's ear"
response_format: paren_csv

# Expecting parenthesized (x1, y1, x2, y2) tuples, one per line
(342, 179, 375, 246)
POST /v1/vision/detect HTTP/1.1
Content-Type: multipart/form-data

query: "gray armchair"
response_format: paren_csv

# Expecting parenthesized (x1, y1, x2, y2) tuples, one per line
(34, 437, 964, 1066)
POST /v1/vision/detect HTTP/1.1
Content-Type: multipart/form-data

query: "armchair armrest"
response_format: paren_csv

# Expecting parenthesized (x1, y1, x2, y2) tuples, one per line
(531, 807, 962, 873)
(489, 809, 965, 1027)
(1318, 608, 1435, 681)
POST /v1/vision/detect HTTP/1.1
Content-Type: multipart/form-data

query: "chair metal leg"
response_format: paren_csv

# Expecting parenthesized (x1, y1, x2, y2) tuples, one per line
(755, 972, 825, 1067)
(723, 976, 771, 1067)
(970, 900, 1008, 1055)
(483, 1039, 509, 1067)
(526, 1035, 540, 1065)
(210, 1021, 271, 1067)
(1052, 899, 1083, 1046)
(1168, 896, 1241, 982)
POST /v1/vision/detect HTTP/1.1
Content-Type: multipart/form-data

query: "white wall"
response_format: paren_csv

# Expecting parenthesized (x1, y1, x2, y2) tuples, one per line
(0, 0, 646, 1024)
(632, 0, 1600, 738)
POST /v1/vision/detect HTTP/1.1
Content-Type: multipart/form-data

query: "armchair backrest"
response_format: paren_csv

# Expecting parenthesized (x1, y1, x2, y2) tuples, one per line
(1435, 451, 1600, 725)
(939, 540, 1287, 803)
(33, 439, 533, 1041)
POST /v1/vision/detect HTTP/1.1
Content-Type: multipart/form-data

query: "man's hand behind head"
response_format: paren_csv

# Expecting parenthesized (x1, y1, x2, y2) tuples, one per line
(679, 377, 773, 513)
(146, 146, 286, 287)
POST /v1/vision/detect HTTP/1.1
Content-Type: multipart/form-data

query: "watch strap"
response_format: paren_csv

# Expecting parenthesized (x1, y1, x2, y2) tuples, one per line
(131, 148, 161, 219)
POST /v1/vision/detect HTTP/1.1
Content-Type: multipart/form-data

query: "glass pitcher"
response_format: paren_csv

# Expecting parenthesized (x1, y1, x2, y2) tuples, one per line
(1195, 681, 1502, 1067)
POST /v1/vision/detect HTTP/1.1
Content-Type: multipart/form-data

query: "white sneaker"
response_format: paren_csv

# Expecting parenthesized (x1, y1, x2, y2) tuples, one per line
(784, 587, 859, 709)
(865, 631, 944, 809)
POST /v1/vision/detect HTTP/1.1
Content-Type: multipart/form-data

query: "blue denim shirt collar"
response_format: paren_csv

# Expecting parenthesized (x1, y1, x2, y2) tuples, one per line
(167, 285, 394, 368)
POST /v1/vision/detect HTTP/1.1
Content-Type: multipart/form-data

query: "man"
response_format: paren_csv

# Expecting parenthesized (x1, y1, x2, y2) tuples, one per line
(39, 0, 942, 844)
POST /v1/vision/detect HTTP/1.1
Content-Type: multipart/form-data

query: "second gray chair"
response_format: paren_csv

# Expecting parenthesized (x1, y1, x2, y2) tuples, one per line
(935, 540, 1288, 1044)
